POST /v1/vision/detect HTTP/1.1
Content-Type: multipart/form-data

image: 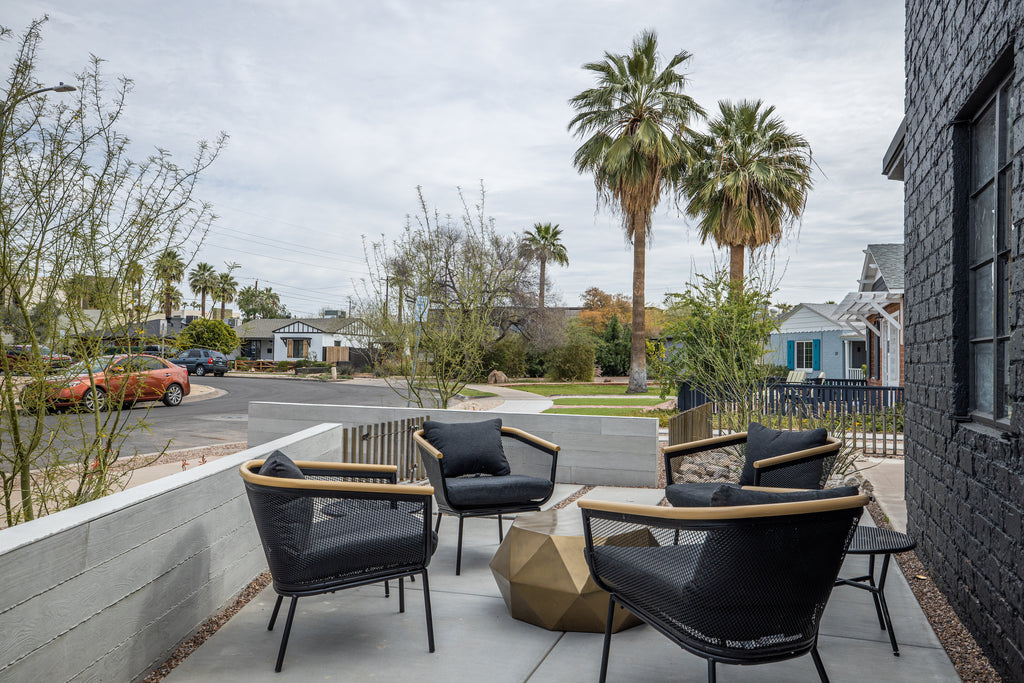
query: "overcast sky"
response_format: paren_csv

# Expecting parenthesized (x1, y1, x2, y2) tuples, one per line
(4, 1, 905, 318)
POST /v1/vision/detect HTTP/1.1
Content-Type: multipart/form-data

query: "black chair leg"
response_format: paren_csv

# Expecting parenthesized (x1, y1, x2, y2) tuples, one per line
(268, 594, 283, 630)
(456, 515, 465, 575)
(707, 658, 716, 683)
(422, 569, 435, 653)
(810, 644, 831, 683)
(434, 511, 443, 535)
(497, 514, 504, 542)
(399, 577, 405, 613)
(274, 596, 299, 672)
(599, 596, 615, 683)
(385, 580, 390, 598)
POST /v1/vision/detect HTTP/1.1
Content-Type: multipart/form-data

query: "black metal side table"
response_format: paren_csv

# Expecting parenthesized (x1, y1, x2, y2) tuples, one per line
(836, 525, 917, 655)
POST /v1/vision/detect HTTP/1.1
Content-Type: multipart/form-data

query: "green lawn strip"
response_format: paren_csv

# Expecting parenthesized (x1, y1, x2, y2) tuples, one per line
(506, 383, 665, 397)
(543, 406, 676, 427)
(550, 397, 666, 406)
(460, 388, 497, 398)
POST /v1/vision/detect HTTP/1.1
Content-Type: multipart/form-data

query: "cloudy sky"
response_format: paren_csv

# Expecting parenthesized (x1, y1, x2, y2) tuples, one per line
(4, 1, 905, 317)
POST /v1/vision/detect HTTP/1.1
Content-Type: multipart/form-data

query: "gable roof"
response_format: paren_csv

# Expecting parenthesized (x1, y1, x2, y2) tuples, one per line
(238, 317, 359, 339)
(864, 244, 905, 292)
(777, 303, 843, 332)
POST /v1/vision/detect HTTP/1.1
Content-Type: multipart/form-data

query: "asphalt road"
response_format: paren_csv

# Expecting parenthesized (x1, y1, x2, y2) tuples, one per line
(18, 376, 408, 458)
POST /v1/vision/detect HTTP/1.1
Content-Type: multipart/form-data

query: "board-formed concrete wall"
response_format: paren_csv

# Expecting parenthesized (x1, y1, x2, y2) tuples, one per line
(0, 422, 343, 683)
(248, 403, 660, 487)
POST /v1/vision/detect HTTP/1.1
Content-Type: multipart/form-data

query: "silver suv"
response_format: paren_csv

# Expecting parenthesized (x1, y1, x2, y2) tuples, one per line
(171, 348, 229, 377)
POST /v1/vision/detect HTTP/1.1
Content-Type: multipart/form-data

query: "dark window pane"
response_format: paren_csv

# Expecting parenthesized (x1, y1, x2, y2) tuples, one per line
(972, 264, 993, 338)
(999, 84, 1012, 164)
(973, 103, 996, 189)
(998, 341, 1009, 420)
(971, 183, 995, 260)
(997, 257, 1009, 335)
(972, 342, 993, 414)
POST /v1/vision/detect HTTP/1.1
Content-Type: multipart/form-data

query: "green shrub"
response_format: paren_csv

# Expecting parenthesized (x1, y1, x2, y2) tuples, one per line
(176, 318, 239, 355)
(547, 333, 595, 382)
(275, 360, 292, 372)
(595, 314, 630, 377)
(481, 335, 527, 379)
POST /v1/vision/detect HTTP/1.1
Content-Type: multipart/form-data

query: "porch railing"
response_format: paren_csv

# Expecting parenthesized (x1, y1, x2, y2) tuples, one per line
(676, 381, 904, 456)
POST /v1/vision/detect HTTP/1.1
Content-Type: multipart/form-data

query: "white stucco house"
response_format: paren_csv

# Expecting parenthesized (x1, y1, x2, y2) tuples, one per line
(237, 316, 373, 363)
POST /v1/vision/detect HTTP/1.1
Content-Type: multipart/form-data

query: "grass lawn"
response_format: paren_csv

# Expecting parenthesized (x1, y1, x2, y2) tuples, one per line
(543, 406, 676, 426)
(507, 383, 665, 397)
(460, 388, 497, 398)
(550, 396, 666, 406)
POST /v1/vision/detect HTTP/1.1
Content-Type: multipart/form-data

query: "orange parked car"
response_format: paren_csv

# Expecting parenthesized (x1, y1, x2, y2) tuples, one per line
(21, 354, 191, 411)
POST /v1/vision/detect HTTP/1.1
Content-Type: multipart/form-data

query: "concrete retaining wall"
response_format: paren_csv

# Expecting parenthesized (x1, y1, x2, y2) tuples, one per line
(248, 402, 660, 487)
(0, 422, 343, 683)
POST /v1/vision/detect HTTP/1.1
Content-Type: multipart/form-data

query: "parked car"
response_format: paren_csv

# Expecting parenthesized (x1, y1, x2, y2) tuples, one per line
(20, 354, 190, 411)
(4, 344, 73, 371)
(170, 348, 229, 377)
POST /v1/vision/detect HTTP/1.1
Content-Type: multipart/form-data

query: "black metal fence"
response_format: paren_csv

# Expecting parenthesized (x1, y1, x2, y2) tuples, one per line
(676, 380, 905, 455)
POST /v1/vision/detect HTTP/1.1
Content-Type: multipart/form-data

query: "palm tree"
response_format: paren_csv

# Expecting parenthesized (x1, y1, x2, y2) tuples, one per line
(523, 222, 569, 309)
(568, 30, 704, 392)
(213, 271, 238, 321)
(154, 250, 185, 322)
(188, 262, 217, 317)
(125, 260, 145, 320)
(683, 99, 813, 284)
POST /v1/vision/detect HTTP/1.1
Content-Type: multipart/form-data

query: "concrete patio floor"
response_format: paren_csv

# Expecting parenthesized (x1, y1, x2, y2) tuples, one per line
(162, 485, 957, 683)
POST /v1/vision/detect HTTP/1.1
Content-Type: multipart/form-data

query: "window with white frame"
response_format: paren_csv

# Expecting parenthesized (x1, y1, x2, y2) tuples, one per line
(795, 341, 814, 371)
(968, 75, 1013, 422)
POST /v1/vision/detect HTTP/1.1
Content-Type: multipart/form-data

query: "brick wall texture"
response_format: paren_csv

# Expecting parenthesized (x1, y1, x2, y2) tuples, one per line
(904, 1, 1023, 679)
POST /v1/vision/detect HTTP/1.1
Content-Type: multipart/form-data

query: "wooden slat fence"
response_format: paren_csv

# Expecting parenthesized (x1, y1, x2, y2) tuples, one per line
(668, 403, 713, 446)
(339, 416, 429, 482)
(232, 359, 292, 373)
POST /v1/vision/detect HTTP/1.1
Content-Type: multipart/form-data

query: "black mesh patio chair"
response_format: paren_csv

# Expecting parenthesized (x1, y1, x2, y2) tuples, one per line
(580, 489, 868, 683)
(413, 418, 559, 575)
(664, 422, 841, 507)
(240, 452, 437, 672)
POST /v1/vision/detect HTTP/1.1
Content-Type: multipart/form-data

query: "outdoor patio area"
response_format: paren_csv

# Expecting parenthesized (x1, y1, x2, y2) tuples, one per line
(162, 484, 958, 683)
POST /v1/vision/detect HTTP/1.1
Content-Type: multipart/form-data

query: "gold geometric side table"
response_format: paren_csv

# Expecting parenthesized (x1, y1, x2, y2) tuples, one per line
(489, 507, 647, 633)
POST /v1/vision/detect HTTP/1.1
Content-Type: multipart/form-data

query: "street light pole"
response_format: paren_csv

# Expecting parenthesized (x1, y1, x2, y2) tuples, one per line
(0, 82, 76, 115)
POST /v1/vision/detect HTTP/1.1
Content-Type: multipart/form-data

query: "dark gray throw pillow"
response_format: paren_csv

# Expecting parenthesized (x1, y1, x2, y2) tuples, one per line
(422, 418, 510, 478)
(665, 482, 741, 507)
(258, 450, 306, 479)
(740, 421, 828, 487)
(710, 484, 859, 507)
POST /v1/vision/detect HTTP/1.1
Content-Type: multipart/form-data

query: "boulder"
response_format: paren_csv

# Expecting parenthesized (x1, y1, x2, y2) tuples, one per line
(487, 369, 509, 384)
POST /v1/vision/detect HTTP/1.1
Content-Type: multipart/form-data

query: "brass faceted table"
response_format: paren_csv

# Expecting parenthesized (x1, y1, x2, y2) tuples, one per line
(489, 508, 646, 633)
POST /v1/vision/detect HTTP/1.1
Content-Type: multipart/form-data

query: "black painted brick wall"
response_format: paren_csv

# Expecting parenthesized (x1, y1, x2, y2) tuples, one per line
(904, 1, 1024, 679)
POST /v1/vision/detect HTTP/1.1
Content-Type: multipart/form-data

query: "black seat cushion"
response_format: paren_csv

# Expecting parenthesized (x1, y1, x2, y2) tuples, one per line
(665, 482, 740, 507)
(423, 418, 510, 478)
(710, 484, 859, 507)
(258, 450, 305, 479)
(277, 505, 436, 589)
(444, 474, 553, 507)
(740, 422, 828, 487)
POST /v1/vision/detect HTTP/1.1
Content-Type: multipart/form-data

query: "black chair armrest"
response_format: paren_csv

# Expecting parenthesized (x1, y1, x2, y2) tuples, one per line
(663, 432, 748, 484)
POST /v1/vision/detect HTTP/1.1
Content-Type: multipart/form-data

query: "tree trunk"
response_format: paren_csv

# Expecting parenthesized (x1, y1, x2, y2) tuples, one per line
(220, 301, 226, 321)
(627, 214, 647, 393)
(164, 290, 172, 322)
(200, 290, 207, 317)
(729, 244, 745, 285)
(538, 256, 547, 309)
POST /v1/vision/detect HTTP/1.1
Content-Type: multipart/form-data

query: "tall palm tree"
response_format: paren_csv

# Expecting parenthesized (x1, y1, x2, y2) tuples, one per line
(188, 262, 217, 317)
(568, 30, 704, 392)
(683, 99, 813, 284)
(214, 271, 238, 321)
(523, 222, 569, 309)
(154, 250, 185, 322)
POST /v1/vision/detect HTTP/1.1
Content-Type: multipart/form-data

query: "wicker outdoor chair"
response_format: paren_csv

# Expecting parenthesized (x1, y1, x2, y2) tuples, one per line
(663, 422, 842, 507)
(581, 489, 868, 682)
(240, 452, 437, 672)
(413, 418, 559, 574)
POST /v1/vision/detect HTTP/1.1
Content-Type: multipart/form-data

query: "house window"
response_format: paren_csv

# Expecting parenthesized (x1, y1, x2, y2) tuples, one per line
(794, 341, 814, 371)
(288, 339, 308, 358)
(968, 76, 1013, 421)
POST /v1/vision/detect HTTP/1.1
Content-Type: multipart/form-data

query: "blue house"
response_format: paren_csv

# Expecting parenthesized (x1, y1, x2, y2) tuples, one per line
(766, 303, 866, 379)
